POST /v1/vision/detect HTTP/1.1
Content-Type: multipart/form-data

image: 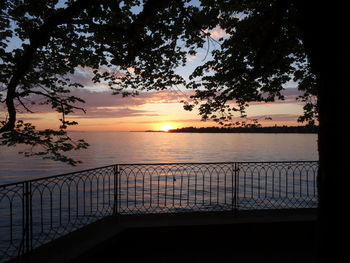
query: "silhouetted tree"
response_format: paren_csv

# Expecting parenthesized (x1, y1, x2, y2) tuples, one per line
(0, 0, 202, 164)
(184, 1, 347, 262)
(1, 1, 347, 261)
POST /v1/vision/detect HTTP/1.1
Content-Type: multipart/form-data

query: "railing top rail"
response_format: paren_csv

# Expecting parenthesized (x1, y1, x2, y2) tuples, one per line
(117, 160, 318, 165)
(0, 160, 318, 188)
(0, 164, 116, 187)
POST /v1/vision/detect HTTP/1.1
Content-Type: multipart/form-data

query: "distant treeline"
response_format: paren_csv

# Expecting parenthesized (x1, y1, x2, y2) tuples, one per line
(167, 126, 319, 134)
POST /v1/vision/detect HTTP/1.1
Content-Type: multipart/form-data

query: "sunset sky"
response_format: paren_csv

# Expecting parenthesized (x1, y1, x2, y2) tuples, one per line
(15, 79, 306, 132)
(2, 11, 308, 132)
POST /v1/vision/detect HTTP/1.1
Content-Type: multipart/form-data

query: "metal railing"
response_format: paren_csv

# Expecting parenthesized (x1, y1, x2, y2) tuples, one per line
(0, 161, 318, 262)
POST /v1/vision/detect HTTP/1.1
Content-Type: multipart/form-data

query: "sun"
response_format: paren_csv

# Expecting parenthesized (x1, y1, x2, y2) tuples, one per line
(159, 123, 173, 132)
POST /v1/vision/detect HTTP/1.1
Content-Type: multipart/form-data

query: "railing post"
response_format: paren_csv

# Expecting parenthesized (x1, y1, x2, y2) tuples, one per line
(23, 181, 32, 257)
(113, 165, 120, 220)
(233, 162, 239, 216)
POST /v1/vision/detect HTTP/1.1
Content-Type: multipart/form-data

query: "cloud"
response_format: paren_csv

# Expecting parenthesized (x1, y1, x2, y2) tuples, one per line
(126, 118, 205, 124)
(14, 89, 192, 120)
(16, 88, 190, 113)
(70, 89, 192, 119)
(71, 67, 95, 87)
(69, 89, 189, 108)
(210, 26, 229, 39)
(69, 66, 124, 91)
(248, 88, 305, 106)
(280, 87, 304, 100)
(204, 26, 230, 39)
(71, 107, 159, 119)
(186, 55, 197, 62)
(10, 84, 305, 127)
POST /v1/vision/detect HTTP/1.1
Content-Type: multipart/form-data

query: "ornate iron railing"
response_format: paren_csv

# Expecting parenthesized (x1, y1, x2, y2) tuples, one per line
(0, 161, 318, 262)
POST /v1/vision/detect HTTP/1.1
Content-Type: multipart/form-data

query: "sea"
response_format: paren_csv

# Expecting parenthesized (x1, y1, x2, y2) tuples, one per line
(0, 132, 319, 261)
(0, 132, 318, 185)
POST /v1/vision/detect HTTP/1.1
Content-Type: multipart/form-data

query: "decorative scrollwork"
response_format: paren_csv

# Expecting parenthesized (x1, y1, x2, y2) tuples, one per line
(0, 161, 318, 262)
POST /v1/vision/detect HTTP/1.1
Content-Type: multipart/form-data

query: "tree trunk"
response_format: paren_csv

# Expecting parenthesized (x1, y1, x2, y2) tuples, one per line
(296, 1, 349, 262)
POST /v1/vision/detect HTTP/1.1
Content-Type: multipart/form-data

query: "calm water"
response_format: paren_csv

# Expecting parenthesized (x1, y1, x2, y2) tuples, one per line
(0, 132, 318, 261)
(0, 132, 318, 184)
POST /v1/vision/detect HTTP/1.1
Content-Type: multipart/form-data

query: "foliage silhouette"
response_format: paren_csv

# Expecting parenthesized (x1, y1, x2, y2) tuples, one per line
(0, 0, 321, 164)
(1, 0, 348, 261)
(0, 0, 201, 164)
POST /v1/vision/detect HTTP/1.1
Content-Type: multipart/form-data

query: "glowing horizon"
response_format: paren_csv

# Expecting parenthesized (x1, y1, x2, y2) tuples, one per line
(10, 88, 309, 132)
(159, 123, 175, 132)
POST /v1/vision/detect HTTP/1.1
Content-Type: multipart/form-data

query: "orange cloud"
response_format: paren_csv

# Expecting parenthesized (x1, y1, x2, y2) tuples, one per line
(6, 84, 306, 132)
(204, 26, 230, 39)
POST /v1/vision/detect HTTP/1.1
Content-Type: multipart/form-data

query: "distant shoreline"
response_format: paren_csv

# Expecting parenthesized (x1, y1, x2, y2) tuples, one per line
(145, 126, 318, 134)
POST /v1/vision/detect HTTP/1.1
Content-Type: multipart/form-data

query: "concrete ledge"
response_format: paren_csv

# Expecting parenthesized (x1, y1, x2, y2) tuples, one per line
(117, 208, 317, 228)
(77, 211, 317, 263)
(13, 216, 124, 263)
(13, 209, 317, 263)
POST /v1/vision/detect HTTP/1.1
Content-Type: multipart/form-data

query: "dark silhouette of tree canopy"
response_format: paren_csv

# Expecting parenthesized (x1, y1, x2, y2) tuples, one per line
(0, 0, 203, 164)
(1, 1, 348, 261)
(0, 0, 320, 163)
(184, 0, 318, 126)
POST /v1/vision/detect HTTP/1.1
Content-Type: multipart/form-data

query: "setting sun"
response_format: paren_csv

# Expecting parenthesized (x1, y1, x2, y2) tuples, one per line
(159, 123, 174, 132)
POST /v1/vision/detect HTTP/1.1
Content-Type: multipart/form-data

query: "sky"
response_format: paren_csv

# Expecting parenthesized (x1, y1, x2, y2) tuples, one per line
(1, 3, 308, 132)
(15, 78, 306, 131)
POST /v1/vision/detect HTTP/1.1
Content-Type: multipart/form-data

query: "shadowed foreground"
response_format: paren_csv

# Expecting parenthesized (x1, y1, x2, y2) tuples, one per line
(21, 209, 316, 263)
(1, 161, 317, 262)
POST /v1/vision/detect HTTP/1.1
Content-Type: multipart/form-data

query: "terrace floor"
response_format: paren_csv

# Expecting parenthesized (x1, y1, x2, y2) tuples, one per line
(19, 209, 317, 263)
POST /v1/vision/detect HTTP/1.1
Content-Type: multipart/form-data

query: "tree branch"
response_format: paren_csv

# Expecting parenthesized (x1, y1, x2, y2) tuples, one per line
(1, 0, 98, 133)
(26, 90, 86, 114)
(16, 96, 34, 113)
